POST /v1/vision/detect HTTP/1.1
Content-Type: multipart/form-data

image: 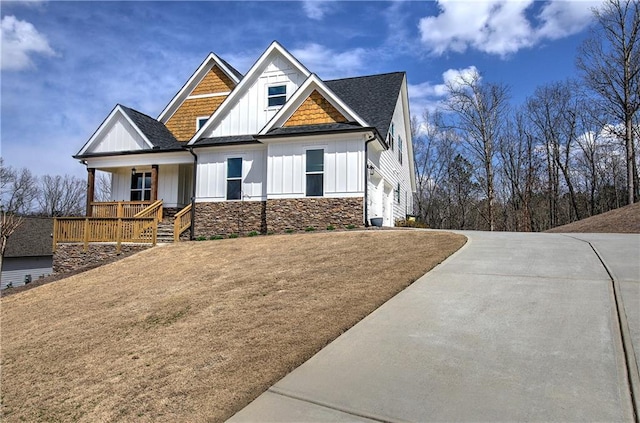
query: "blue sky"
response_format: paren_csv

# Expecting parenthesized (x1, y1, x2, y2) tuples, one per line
(1, 0, 598, 180)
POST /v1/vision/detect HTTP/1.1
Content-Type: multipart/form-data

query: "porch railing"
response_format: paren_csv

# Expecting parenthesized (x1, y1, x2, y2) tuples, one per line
(134, 200, 163, 222)
(90, 201, 152, 218)
(173, 203, 192, 242)
(53, 217, 157, 252)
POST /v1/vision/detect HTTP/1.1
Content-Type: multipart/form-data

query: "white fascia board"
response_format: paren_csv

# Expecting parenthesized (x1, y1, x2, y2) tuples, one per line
(84, 151, 192, 169)
(187, 41, 312, 146)
(77, 105, 154, 156)
(259, 74, 369, 135)
(157, 53, 240, 123)
(259, 130, 371, 145)
(193, 143, 266, 154)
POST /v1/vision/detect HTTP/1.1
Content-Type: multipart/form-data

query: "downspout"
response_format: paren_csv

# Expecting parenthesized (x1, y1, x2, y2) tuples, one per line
(364, 134, 377, 227)
(188, 147, 198, 240)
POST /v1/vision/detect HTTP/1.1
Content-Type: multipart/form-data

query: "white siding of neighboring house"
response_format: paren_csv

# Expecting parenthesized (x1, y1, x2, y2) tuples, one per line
(368, 89, 413, 226)
(266, 134, 365, 199)
(1, 256, 52, 290)
(110, 164, 189, 208)
(195, 146, 267, 202)
(87, 114, 148, 154)
(205, 54, 306, 137)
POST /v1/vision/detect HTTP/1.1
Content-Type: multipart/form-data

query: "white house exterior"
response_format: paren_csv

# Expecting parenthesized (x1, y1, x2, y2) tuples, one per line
(74, 41, 416, 236)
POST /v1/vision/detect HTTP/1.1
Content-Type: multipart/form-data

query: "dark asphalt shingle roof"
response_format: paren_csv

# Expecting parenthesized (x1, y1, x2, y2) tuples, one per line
(4, 217, 53, 258)
(193, 134, 260, 147)
(218, 57, 243, 81)
(325, 72, 405, 140)
(262, 122, 366, 137)
(119, 105, 182, 150)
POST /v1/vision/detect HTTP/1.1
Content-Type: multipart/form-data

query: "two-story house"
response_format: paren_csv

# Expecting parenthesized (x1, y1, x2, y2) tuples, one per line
(73, 41, 415, 238)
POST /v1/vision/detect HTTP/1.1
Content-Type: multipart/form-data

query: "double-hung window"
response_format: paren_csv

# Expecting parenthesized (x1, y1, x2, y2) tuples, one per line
(398, 135, 403, 164)
(388, 122, 395, 150)
(267, 85, 286, 108)
(131, 172, 151, 201)
(395, 183, 401, 204)
(226, 158, 242, 200)
(305, 149, 324, 197)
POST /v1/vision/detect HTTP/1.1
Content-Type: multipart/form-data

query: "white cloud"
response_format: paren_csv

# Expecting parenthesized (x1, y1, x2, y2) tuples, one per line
(291, 43, 368, 79)
(418, 0, 596, 57)
(409, 66, 479, 112)
(1, 15, 56, 71)
(302, 1, 333, 20)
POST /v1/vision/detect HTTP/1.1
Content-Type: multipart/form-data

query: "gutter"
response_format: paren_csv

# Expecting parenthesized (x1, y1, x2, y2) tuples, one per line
(188, 147, 198, 240)
(364, 134, 377, 227)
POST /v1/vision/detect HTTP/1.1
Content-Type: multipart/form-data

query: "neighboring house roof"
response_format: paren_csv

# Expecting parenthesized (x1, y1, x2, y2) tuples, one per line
(325, 72, 405, 141)
(119, 106, 182, 151)
(4, 217, 53, 258)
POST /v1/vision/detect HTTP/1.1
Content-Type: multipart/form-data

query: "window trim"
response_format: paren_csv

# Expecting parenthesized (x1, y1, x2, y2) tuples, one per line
(130, 171, 152, 202)
(398, 135, 403, 164)
(266, 83, 287, 109)
(305, 147, 325, 197)
(196, 116, 209, 131)
(388, 122, 395, 150)
(226, 157, 243, 201)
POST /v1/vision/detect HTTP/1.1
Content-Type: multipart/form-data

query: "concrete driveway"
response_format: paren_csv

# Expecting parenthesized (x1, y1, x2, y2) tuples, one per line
(229, 231, 640, 422)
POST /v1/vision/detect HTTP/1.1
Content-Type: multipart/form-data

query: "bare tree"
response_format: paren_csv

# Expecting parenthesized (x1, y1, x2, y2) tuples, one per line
(577, 0, 640, 204)
(0, 158, 39, 214)
(38, 175, 86, 216)
(95, 171, 112, 202)
(446, 71, 510, 231)
(0, 211, 23, 277)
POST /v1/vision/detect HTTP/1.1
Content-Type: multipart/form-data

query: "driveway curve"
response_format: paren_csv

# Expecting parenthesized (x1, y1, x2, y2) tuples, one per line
(229, 231, 640, 422)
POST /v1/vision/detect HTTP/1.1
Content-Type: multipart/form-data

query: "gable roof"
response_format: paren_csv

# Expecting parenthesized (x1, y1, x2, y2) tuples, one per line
(4, 217, 53, 258)
(188, 41, 311, 145)
(158, 52, 242, 124)
(119, 106, 182, 150)
(75, 105, 181, 158)
(325, 72, 405, 141)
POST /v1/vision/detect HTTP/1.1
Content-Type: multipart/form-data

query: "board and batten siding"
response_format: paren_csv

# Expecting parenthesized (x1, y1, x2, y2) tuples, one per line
(1, 256, 52, 290)
(205, 54, 306, 137)
(87, 114, 148, 154)
(111, 164, 191, 208)
(195, 146, 267, 201)
(369, 91, 413, 225)
(267, 136, 364, 199)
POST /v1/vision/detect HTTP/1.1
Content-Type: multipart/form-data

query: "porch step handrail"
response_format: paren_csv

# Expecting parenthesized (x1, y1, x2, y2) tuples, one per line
(134, 200, 163, 222)
(90, 201, 152, 218)
(173, 204, 192, 242)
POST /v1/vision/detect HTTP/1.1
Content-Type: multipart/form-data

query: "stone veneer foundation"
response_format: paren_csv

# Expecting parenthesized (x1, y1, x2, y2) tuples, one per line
(53, 243, 152, 274)
(266, 197, 363, 232)
(194, 197, 364, 236)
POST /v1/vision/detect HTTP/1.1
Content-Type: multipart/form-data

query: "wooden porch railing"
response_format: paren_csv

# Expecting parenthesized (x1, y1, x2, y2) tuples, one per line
(134, 200, 163, 222)
(173, 203, 192, 242)
(53, 217, 157, 252)
(90, 201, 152, 218)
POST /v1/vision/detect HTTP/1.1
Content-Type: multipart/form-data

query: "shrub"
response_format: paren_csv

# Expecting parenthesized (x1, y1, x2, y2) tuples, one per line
(228, 233, 239, 239)
(195, 236, 207, 241)
(326, 224, 335, 231)
(247, 231, 259, 237)
(305, 226, 316, 232)
(285, 229, 295, 234)
(346, 224, 356, 230)
(209, 235, 224, 240)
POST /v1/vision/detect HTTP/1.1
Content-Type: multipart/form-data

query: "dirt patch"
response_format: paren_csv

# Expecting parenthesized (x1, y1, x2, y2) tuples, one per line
(547, 202, 640, 234)
(1, 230, 465, 422)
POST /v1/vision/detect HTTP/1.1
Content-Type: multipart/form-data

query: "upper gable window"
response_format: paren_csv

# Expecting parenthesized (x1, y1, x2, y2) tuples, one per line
(267, 85, 287, 108)
(197, 117, 209, 130)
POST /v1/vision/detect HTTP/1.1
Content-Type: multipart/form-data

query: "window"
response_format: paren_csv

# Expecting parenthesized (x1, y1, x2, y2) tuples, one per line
(226, 158, 242, 200)
(395, 183, 401, 204)
(267, 85, 287, 107)
(197, 117, 208, 130)
(398, 135, 403, 164)
(131, 172, 151, 201)
(306, 149, 324, 197)
(388, 122, 395, 150)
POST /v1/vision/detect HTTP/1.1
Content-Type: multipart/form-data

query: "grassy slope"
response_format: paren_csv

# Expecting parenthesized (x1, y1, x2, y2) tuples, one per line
(546, 202, 640, 234)
(1, 230, 465, 423)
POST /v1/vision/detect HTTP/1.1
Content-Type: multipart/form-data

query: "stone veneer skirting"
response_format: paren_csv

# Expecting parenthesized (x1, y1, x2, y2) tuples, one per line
(194, 197, 363, 236)
(53, 243, 152, 274)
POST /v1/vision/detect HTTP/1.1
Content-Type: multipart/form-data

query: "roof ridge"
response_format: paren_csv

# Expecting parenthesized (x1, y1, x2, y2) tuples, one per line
(119, 104, 158, 121)
(326, 71, 405, 83)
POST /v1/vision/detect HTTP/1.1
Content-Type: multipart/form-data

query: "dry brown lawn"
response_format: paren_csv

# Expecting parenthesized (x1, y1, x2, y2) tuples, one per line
(1, 230, 465, 422)
(546, 201, 640, 234)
